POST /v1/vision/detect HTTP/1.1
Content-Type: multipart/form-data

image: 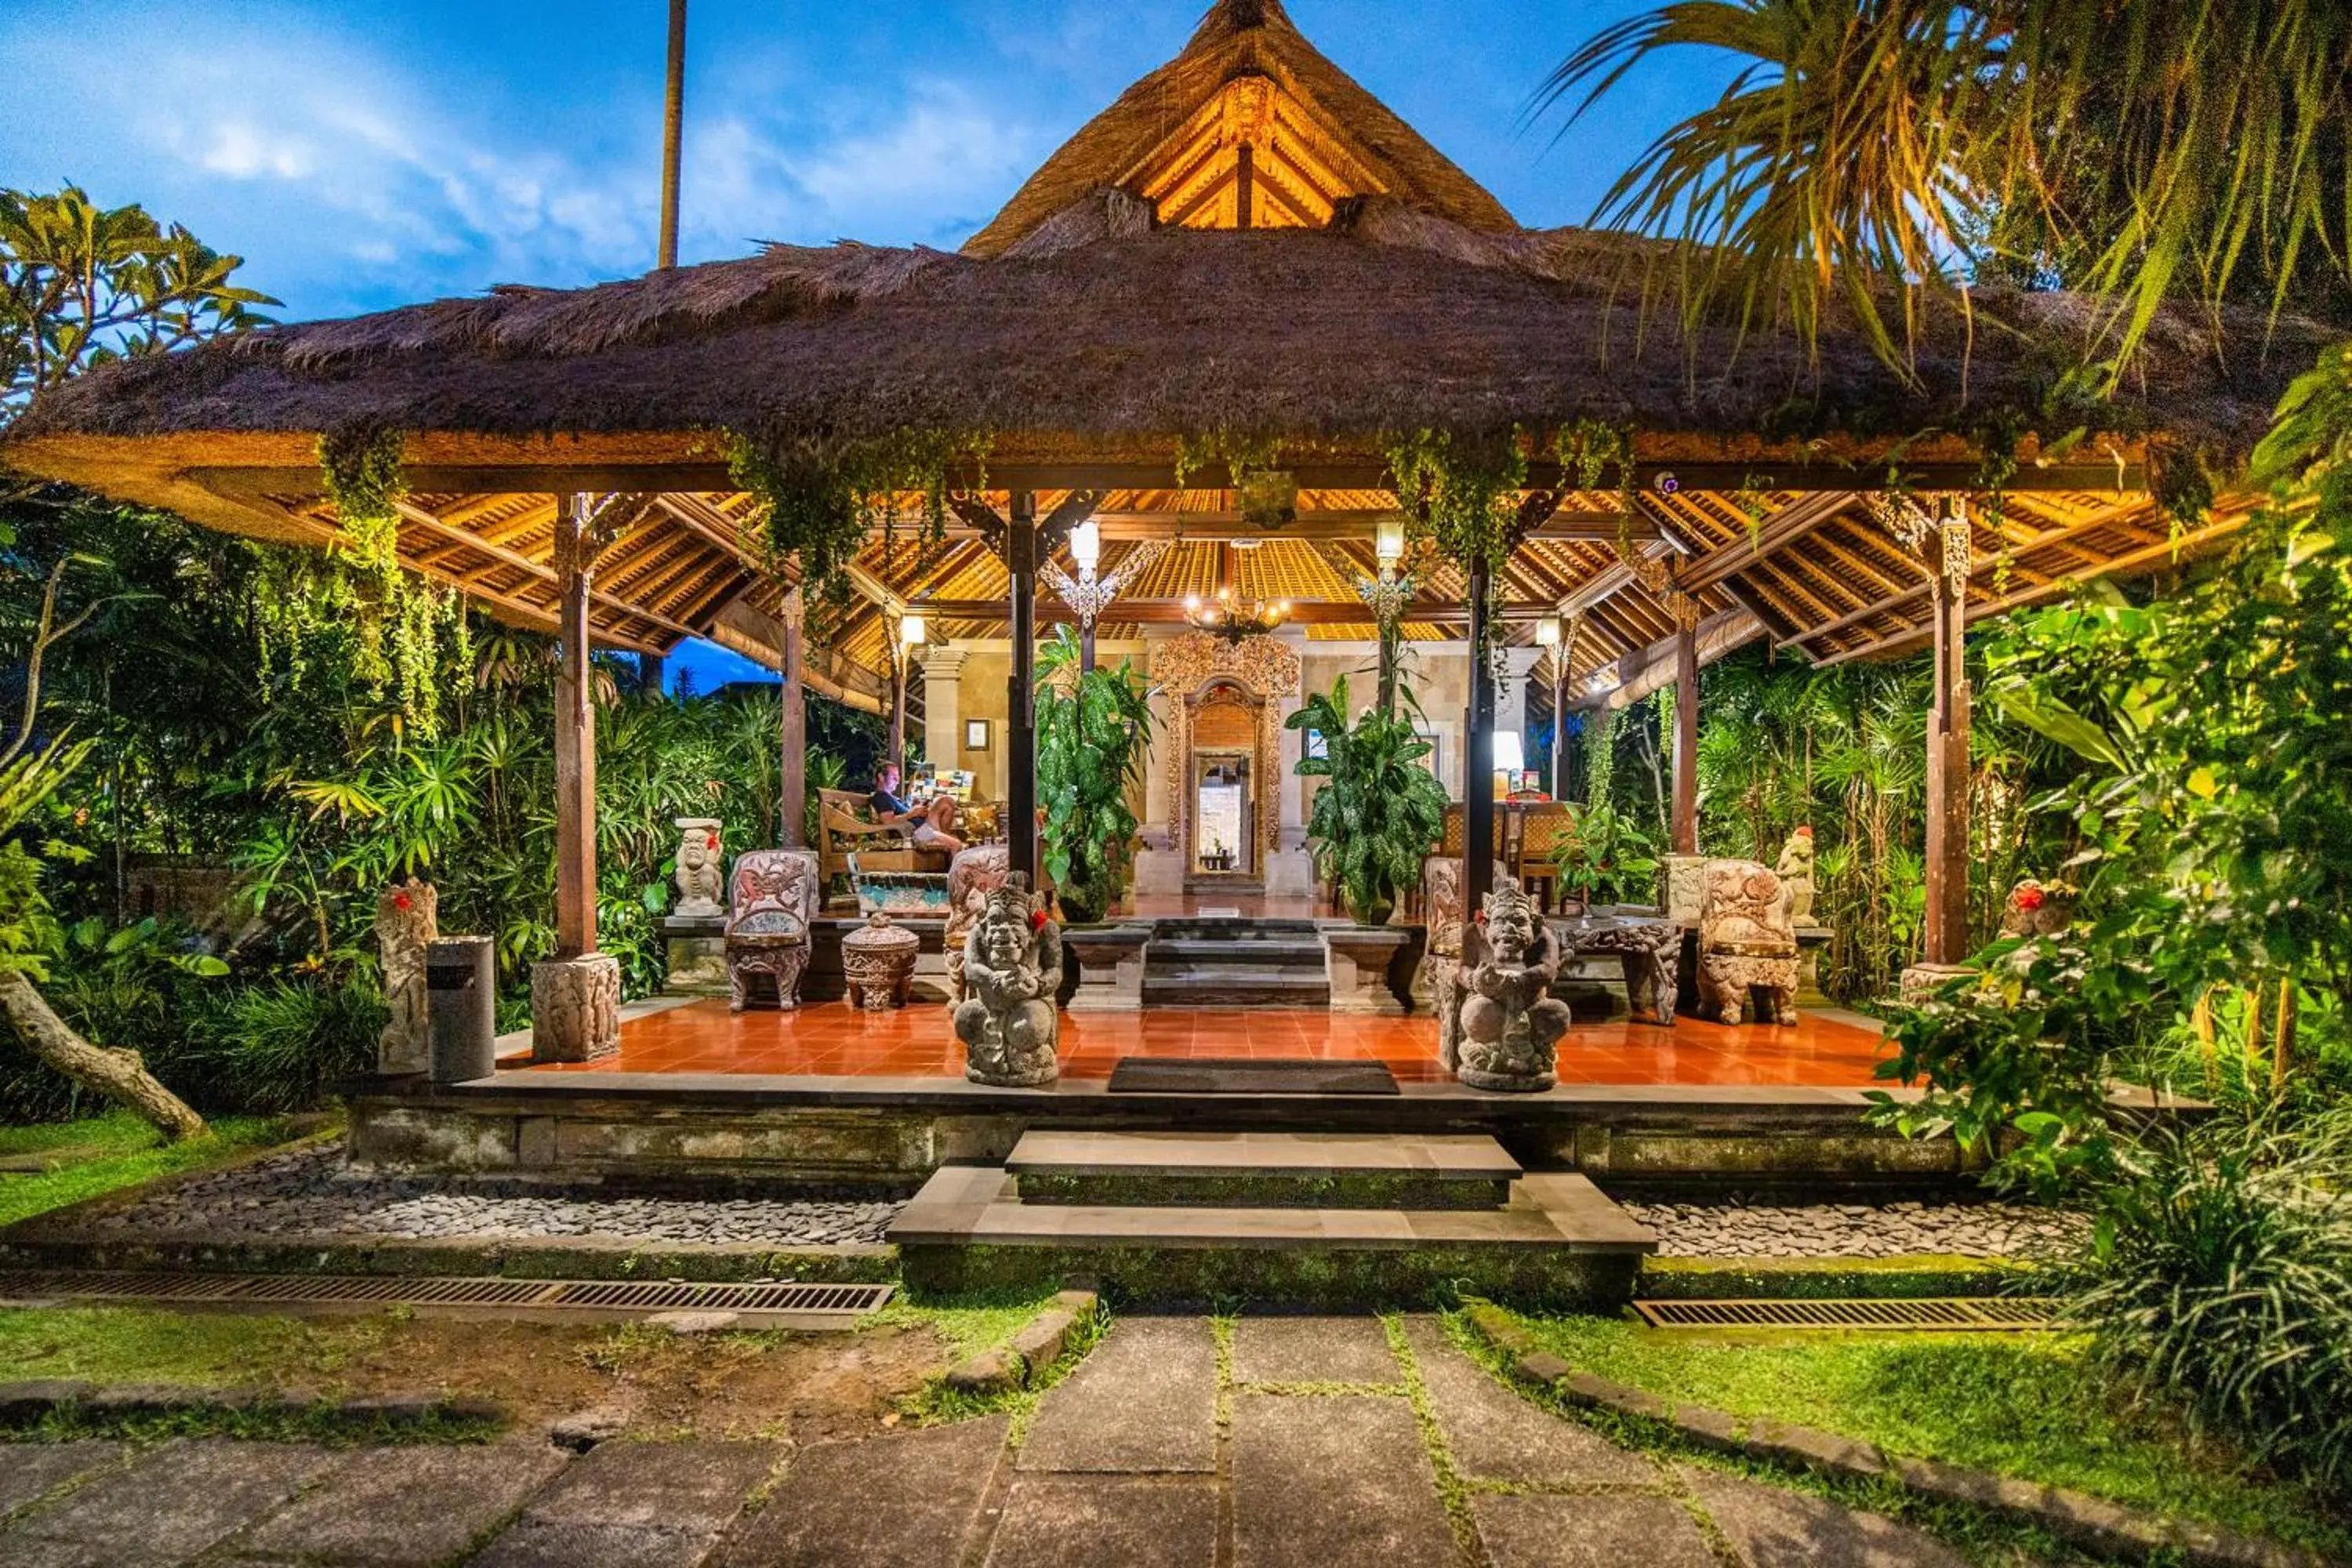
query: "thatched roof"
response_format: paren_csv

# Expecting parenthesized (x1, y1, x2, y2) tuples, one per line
(0, 0, 2307, 696)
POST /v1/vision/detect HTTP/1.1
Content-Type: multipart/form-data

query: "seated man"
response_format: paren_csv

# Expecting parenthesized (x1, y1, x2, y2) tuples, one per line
(869, 762, 966, 855)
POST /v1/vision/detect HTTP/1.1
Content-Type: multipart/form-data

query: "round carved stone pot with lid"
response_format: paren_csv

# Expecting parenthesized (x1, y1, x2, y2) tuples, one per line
(843, 912, 920, 1011)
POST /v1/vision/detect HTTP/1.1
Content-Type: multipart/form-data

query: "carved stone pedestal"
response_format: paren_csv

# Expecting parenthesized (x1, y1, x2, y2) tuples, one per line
(1795, 924, 1835, 1008)
(1663, 854, 1708, 925)
(1898, 962, 1977, 1007)
(842, 913, 920, 1011)
(662, 914, 728, 996)
(1064, 926, 1150, 1012)
(531, 953, 621, 1064)
(1323, 924, 1414, 1015)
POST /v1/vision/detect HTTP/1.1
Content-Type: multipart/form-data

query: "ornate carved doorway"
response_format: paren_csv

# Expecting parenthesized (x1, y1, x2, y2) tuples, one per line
(1154, 632, 1301, 899)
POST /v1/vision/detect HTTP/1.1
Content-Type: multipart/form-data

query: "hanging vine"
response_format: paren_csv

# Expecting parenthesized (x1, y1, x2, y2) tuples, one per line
(727, 426, 992, 601)
(1552, 420, 1641, 564)
(310, 423, 460, 735)
(1385, 428, 1526, 657)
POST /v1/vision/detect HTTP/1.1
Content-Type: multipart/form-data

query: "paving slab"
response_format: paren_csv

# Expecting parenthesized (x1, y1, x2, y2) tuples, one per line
(513, 1439, 779, 1535)
(1229, 1316, 1399, 1385)
(1682, 1466, 1968, 1568)
(469, 1519, 731, 1568)
(982, 1475, 1218, 1568)
(0, 1442, 124, 1518)
(714, 1414, 1008, 1568)
(1230, 1393, 1455, 1568)
(1403, 1319, 1657, 1486)
(1472, 1494, 1720, 1568)
(1019, 1317, 1216, 1474)
(235, 1443, 568, 1566)
(0, 1439, 335, 1568)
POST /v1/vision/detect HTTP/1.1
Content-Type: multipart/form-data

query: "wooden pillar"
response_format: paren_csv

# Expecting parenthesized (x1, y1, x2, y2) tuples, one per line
(1079, 620, 1096, 675)
(1548, 654, 1567, 804)
(1671, 615, 1699, 855)
(887, 644, 907, 768)
(779, 586, 807, 849)
(1464, 557, 1496, 909)
(1923, 510, 1973, 967)
(1007, 493, 1039, 880)
(552, 494, 597, 959)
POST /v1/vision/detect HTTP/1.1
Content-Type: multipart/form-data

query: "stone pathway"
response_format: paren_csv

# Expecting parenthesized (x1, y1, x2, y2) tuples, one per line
(0, 1315, 1975, 1566)
(1618, 1196, 2083, 1259)
(78, 1145, 902, 1248)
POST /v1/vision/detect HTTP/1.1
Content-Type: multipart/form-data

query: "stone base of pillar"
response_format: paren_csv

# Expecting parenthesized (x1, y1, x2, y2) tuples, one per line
(1897, 962, 1977, 1007)
(1795, 924, 1834, 1008)
(531, 953, 622, 1064)
(1064, 926, 1150, 1011)
(1663, 854, 1708, 925)
(662, 914, 729, 996)
(1265, 847, 1316, 900)
(1131, 832, 1183, 897)
(1323, 924, 1417, 1014)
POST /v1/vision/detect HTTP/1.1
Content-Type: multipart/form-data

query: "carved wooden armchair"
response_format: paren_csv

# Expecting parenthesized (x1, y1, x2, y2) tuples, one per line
(724, 849, 819, 1011)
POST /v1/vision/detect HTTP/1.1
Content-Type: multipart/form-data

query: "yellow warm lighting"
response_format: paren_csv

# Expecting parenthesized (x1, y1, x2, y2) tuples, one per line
(1070, 519, 1102, 575)
(898, 613, 927, 648)
(1535, 615, 1563, 648)
(1374, 518, 1406, 567)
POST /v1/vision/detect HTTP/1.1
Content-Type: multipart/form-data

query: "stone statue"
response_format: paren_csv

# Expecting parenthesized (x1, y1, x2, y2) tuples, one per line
(1998, 878, 2074, 940)
(673, 817, 726, 919)
(1774, 826, 1817, 924)
(723, 848, 819, 1011)
(944, 844, 1011, 1005)
(954, 873, 1063, 1087)
(1454, 877, 1570, 1093)
(375, 879, 438, 1075)
(1421, 856, 1467, 1072)
(1695, 858, 1798, 1025)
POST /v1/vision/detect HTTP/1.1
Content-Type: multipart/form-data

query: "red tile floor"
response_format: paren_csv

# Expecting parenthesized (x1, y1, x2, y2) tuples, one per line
(512, 998, 1894, 1087)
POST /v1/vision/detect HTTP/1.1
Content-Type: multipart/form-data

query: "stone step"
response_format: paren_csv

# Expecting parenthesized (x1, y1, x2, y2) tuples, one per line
(1006, 1131, 1520, 1210)
(1147, 936, 1327, 966)
(1148, 919, 1323, 940)
(1142, 967, 1330, 1007)
(891, 1166, 1656, 1309)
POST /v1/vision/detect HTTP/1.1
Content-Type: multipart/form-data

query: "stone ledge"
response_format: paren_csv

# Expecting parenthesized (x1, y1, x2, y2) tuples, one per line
(1461, 1308, 2331, 1568)
(0, 1380, 507, 1432)
(940, 1290, 1102, 1395)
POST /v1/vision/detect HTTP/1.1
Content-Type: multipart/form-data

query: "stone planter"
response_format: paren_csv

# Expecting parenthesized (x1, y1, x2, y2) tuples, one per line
(1062, 925, 1151, 1012)
(842, 913, 920, 1011)
(530, 953, 621, 1064)
(1321, 924, 1415, 1015)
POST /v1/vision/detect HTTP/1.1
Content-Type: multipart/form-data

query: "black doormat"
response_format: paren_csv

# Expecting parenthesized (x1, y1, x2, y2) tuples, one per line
(1106, 1058, 1401, 1095)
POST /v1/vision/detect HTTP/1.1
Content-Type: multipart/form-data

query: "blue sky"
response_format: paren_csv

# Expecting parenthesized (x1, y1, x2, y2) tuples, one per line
(2, 0, 1721, 688)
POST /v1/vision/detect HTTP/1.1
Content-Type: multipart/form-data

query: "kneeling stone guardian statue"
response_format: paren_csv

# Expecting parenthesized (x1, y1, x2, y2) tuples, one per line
(1454, 877, 1570, 1093)
(955, 873, 1063, 1087)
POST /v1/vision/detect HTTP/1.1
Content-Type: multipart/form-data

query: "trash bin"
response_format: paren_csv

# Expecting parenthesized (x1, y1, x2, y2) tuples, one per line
(426, 935, 497, 1084)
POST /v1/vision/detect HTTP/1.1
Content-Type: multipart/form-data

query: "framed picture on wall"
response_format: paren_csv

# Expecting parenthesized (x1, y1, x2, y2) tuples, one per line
(1303, 727, 1327, 761)
(1414, 728, 1443, 781)
(964, 718, 991, 752)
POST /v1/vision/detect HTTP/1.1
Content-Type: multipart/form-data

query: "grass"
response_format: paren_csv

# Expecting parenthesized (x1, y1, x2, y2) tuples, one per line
(0, 1305, 403, 1389)
(880, 1288, 1108, 1428)
(0, 1109, 318, 1231)
(1479, 1308, 2352, 1560)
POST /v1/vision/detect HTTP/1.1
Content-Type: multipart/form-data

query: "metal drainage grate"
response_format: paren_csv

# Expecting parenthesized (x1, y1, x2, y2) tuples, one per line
(1632, 1297, 2062, 1332)
(0, 1270, 891, 1329)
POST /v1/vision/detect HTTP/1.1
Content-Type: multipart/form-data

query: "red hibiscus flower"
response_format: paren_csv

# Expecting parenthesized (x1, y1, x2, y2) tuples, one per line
(1029, 909, 1049, 933)
(393, 891, 412, 912)
(2016, 886, 2046, 912)
(705, 833, 720, 851)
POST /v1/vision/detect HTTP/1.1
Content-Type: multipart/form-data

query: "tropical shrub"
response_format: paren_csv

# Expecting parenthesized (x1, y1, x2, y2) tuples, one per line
(2045, 1111, 2352, 1494)
(1034, 627, 1156, 923)
(187, 973, 386, 1113)
(1547, 802, 1660, 907)
(1290, 675, 1449, 926)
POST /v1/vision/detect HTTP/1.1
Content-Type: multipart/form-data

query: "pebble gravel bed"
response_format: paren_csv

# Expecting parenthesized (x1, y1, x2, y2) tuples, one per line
(79, 1145, 905, 1248)
(1618, 1195, 2086, 1260)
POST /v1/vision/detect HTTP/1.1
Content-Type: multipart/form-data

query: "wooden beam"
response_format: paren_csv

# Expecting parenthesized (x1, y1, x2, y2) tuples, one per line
(1669, 491, 1857, 591)
(1465, 554, 1496, 911)
(1577, 609, 1763, 712)
(550, 494, 598, 959)
(1923, 514, 1970, 967)
(388, 499, 704, 642)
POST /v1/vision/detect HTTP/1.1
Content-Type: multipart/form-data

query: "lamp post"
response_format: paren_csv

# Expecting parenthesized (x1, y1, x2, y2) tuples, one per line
(1367, 519, 1411, 715)
(1071, 520, 1101, 671)
(1536, 614, 1565, 801)
(889, 612, 926, 767)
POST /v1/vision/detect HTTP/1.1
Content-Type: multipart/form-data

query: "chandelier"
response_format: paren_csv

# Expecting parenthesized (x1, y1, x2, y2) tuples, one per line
(1185, 586, 1290, 641)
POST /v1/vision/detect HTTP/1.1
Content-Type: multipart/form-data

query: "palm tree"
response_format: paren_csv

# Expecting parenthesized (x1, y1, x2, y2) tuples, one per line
(1537, 1, 2352, 378)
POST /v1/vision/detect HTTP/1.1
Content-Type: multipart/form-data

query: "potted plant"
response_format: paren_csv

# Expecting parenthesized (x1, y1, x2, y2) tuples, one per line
(1289, 673, 1449, 927)
(1035, 626, 1156, 924)
(1548, 802, 1662, 912)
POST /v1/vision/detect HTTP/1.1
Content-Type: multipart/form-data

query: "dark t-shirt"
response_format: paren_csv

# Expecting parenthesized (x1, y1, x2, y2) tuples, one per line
(869, 787, 912, 820)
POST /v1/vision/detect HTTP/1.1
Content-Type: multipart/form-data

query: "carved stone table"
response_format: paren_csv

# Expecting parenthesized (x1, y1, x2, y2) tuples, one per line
(842, 913, 920, 1011)
(1553, 913, 1681, 1027)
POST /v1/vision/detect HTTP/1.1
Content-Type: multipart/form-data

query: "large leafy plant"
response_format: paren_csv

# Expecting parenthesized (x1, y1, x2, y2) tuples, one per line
(1035, 626, 1156, 924)
(1290, 674, 1449, 927)
(1547, 802, 1661, 907)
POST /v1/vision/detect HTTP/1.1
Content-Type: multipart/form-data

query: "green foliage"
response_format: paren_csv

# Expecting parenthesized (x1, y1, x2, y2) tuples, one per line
(1385, 430, 1526, 656)
(1290, 674, 1449, 925)
(1537, 1, 2352, 380)
(2045, 1112, 2352, 1494)
(0, 1112, 307, 1231)
(308, 424, 466, 732)
(189, 975, 385, 1114)
(1, 184, 277, 422)
(1034, 626, 1155, 922)
(1545, 801, 1660, 906)
(727, 427, 989, 602)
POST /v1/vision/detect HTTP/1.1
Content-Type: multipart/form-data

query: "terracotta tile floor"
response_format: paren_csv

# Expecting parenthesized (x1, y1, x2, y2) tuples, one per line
(511, 998, 1893, 1087)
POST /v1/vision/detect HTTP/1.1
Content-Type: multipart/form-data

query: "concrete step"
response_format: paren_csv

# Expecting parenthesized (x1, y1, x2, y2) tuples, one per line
(1148, 936, 1327, 966)
(1149, 919, 1323, 941)
(1142, 967, 1331, 1007)
(1006, 1131, 1520, 1210)
(891, 1166, 1657, 1308)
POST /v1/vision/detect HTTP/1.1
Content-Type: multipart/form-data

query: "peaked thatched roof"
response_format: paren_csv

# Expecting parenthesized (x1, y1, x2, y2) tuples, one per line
(964, 0, 1516, 258)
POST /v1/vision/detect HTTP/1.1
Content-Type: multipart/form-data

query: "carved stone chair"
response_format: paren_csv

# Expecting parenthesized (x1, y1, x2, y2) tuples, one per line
(944, 844, 1012, 1005)
(1695, 858, 1799, 1025)
(724, 848, 819, 1011)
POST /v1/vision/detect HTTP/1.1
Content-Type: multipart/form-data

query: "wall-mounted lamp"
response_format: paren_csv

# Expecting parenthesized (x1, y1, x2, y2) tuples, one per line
(1534, 615, 1563, 648)
(1069, 519, 1102, 577)
(898, 612, 927, 649)
(1374, 518, 1406, 580)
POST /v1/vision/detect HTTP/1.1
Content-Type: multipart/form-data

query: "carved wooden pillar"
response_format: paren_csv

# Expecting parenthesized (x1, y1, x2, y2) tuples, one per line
(1007, 492, 1039, 881)
(1464, 556, 1496, 909)
(1671, 610, 1700, 856)
(1923, 505, 1973, 967)
(779, 586, 808, 849)
(552, 493, 598, 960)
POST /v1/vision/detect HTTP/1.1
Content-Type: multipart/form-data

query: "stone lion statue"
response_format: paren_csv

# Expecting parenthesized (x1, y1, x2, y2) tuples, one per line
(1696, 858, 1798, 1025)
(1454, 877, 1570, 1092)
(954, 873, 1063, 1087)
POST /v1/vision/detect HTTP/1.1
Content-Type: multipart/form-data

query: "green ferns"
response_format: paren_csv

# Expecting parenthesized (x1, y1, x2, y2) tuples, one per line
(1035, 626, 1156, 923)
